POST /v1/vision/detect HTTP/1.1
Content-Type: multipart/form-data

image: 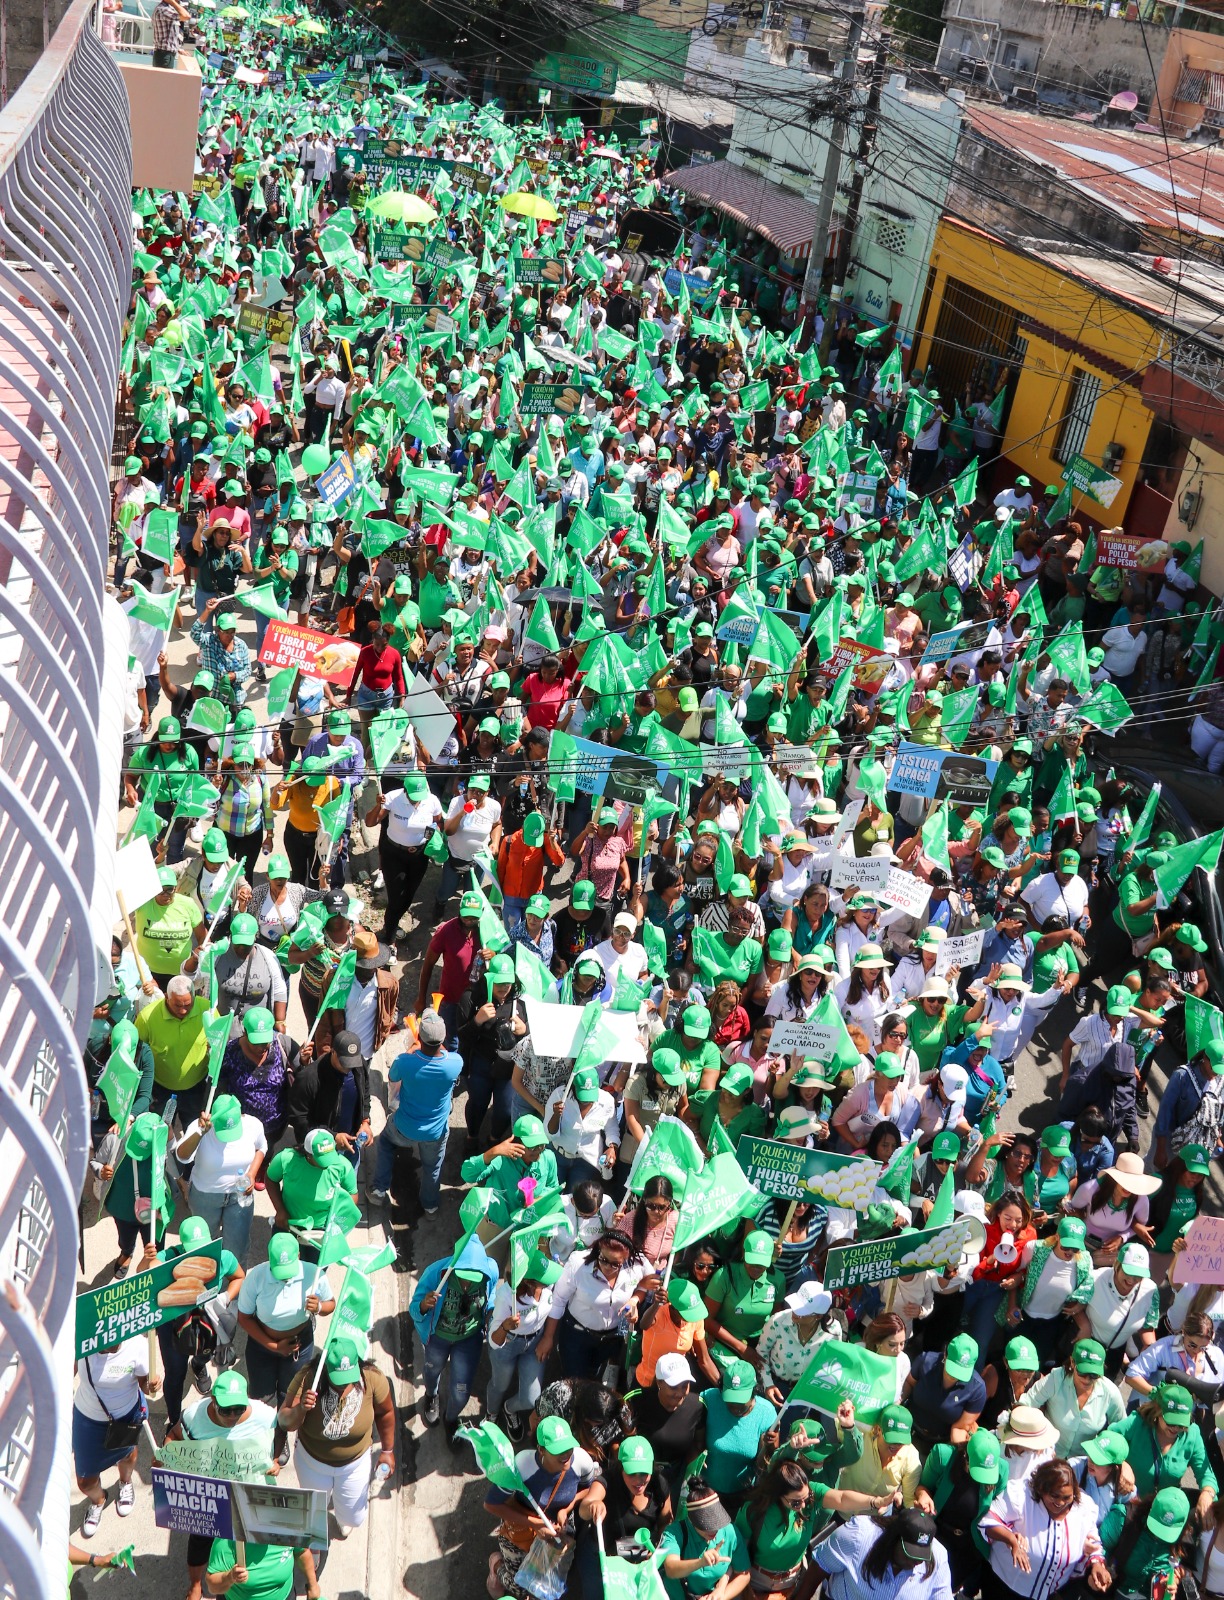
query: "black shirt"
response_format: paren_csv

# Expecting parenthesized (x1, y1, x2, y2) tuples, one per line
(631, 1387, 704, 1468)
(553, 906, 610, 969)
(587, 1467, 671, 1553)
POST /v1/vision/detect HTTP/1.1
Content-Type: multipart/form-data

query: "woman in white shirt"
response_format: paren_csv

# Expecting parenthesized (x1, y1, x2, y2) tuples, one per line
(437, 774, 502, 907)
(544, 1068, 619, 1186)
(74, 1333, 161, 1537)
(534, 1228, 653, 1380)
(981, 1457, 1108, 1600)
(486, 1253, 560, 1438)
(176, 1092, 267, 1263)
(365, 771, 445, 943)
(250, 851, 329, 946)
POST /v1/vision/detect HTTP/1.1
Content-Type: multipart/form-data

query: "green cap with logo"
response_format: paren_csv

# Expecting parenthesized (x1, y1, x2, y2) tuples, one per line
(1147, 1487, 1191, 1544)
(1004, 1336, 1040, 1371)
(536, 1416, 578, 1456)
(210, 1093, 244, 1142)
(268, 1231, 300, 1280)
(1155, 1382, 1195, 1427)
(879, 1404, 912, 1444)
(721, 1358, 756, 1400)
(944, 1333, 978, 1381)
(243, 1005, 275, 1044)
(1071, 1338, 1106, 1377)
(967, 1428, 1003, 1484)
(212, 1370, 249, 1409)
(618, 1435, 656, 1473)
(1083, 1429, 1129, 1467)
(326, 1335, 363, 1384)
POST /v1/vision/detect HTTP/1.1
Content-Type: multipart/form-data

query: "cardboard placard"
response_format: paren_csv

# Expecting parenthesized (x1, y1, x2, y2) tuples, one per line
(823, 1217, 978, 1289)
(405, 672, 459, 762)
(934, 925, 987, 976)
(112, 834, 165, 918)
(880, 868, 932, 918)
(886, 743, 998, 805)
(152, 1468, 235, 1539)
(520, 382, 584, 418)
(831, 855, 889, 893)
(1171, 1215, 1224, 1286)
(736, 1137, 877, 1204)
(76, 1240, 224, 1357)
(766, 1020, 847, 1060)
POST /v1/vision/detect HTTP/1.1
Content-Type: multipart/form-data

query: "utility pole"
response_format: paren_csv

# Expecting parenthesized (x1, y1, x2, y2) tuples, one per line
(818, 28, 891, 358)
(799, 0, 865, 316)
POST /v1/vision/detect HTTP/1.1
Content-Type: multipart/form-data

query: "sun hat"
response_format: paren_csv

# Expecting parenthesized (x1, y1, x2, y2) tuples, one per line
(777, 1106, 822, 1141)
(1101, 1151, 1161, 1196)
(999, 1405, 1060, 1452)
(853, 943, 890, 968)
(918, 977, 951, 1001)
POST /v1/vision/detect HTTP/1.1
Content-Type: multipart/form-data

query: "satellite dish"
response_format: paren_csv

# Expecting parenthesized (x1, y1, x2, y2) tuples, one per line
(1110, 89, 1139, 111)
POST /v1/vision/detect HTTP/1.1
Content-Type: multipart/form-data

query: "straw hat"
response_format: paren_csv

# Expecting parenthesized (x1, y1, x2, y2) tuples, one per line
(1101, 1151, 1162, 1197)
(999, 1406, 1060, 1453)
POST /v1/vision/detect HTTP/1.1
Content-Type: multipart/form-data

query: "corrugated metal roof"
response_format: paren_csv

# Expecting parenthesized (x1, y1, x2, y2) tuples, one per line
(662, 158, 823, 257)
(967, 105, 1224, 239)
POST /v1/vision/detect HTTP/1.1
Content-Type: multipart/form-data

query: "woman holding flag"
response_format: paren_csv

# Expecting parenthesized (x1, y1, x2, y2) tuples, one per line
(278, 1334, 395, 1535)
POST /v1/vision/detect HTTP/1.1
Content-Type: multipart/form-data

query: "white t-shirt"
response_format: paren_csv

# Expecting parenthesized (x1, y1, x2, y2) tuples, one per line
(592, 937, 647, 987)
(179, 1115, 267, 1194)
(490, 1280, 555, 1339)
(1021, 1239, 1078, 1319)
(75, 1337, 149, 1421)
(1022, 872, 1089, 928)
(544, 1086, 617, 1164)
(444, 794, 501, 862)
(344, 973, 381, 1058)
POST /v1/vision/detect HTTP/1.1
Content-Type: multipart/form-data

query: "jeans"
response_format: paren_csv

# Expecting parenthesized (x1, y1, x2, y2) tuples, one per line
(188, 1184, 255, 1263)
(465, 1054, 514, 1143)
(557, 1314, 625, 1382)
(421, 1329, 483, 1423)
(486, 1333, 545, 1419)
(373, 1116, 448, 1210)
(501, 894, 528, 932)
(964, 1278, 1005, 1368)
(245, 1336, 314, 1406)
(151, 1078, 209, 1130)
(435, 854, 473, 911)
(555, 1153, 606, 1188)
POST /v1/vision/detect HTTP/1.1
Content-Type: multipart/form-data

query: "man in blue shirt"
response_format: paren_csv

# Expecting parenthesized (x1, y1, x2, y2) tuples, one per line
(369, 1009, 463, 1213)
(971, 903, 1033, 986)
(566, 418, 605, 492)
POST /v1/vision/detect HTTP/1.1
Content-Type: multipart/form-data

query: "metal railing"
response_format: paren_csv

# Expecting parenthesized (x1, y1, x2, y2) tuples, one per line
(0, 0, 132, 1595)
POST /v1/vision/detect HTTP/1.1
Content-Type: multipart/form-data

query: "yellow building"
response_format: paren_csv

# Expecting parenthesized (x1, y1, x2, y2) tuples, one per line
(911, 217, 1185, 529)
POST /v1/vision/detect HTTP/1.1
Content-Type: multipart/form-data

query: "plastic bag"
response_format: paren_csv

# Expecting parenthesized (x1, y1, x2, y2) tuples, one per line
(514, 1535, 574, 1600)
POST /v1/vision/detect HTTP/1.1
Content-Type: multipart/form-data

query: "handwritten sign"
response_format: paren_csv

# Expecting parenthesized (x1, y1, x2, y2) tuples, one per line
(880, 868, 932, 918)
(831, 855, 889, 893)
(772, 743, 823, 774)
(935, 926, 987, 976)
(1171, 1215, 1224, 1286)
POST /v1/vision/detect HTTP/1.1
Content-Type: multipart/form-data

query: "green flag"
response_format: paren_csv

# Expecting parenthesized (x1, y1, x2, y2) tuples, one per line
(202, 1007, 230, 1086)
(789, 1336, 899, 1423)
(265, 666, 297, 720)
(456, 1420, 528, 1495)
(172, 773, 220, 820)
(328, 1265, 374, 1344)
(928, 1163, 956, 1229)
(1117, 781, 1161, 859)
(1077, 681, 1133, 736)
(127, 584, 182, 632)
(317, 1187, 364, 1267)
(1186, 994, 1224, 1059)
(97, 1037, 142, 1129)
(525, 595, 559, 653)
(672, 1152, 762, 1253)
(1154, 829, 1224, 908)
(514, 942, 556, 1002)
(626, 1114, 705, 1199)
(369, 709, 410, 773)
(940, 686, 979, 749)
(206, 858, 244, 920)
(318, 949, 358, 1018)
(878, 1137, 918, 1201)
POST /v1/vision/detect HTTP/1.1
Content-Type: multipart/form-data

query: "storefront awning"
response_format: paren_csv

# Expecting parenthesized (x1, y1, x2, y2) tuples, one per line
(662, 159, 823, 259)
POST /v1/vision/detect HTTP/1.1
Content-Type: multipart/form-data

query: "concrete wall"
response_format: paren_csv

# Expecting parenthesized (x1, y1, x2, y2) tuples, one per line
(936, 0, 1164, 105)
(947, 136, 1145, 253)
(1164, 443, 1224, 596)
(2, 0, 74, 98)
(1154, 24, 1224, 134)
(116, 50, 200, 191)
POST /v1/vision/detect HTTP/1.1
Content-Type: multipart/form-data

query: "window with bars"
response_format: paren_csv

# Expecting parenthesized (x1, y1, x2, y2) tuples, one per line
(1053, 368, 1101, 465)
(874, 214, 910, 255)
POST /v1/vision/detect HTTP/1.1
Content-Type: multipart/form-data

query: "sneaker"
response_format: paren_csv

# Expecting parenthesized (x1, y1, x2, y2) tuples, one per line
(368, 1188, 390, 1206)
(194, 1362, 213, 1396)
(81, 1499, 105, 1539)
(504, 1408, 526, 1444)
(372, 869, 385, 890)
(422, 1391, 441, 1426)
(1136, 1086, 1151, 1118)
(116, 1484, 135, 1518)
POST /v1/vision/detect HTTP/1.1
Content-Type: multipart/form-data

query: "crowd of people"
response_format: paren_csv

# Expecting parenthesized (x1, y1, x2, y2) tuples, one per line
(78, 2, 1224, 1598)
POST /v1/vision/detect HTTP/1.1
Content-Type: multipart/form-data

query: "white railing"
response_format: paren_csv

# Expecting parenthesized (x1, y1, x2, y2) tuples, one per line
(0, 0, 132, 1595)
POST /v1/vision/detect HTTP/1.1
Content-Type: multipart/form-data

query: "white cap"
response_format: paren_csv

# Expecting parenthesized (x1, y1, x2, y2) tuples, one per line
(1119, 1242, 1151, 1277)
(613, 911, 638, 933)
(655, 1353, 694, 1386)
(940, 1064, 969, 1099)
(954, 1190, 988, 1221)
(785, 1280, 832, 1317)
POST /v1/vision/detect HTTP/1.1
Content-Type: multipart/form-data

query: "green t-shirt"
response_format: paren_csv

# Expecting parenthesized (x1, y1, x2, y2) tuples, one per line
(705, 1261, 784, 1342)
(435, 1270, 488, 1343)
(653, 1028, 721, 1090)
(693, 931, 763, 987)
(419, 572, 460, 630)
(136, 894, 202, 975)
(692, 1090, 768, 1150)
(658, 1519, 749, 1600)
(265, 1148, 356, 1228)
(135, 995, 210, 1089)
(734, 1496, 824, 1568)
(1114, 871, 1156, 938)
(268, 548, 299, 606)
(1027, 932, 1082, 997)
(1154, 1183, 1198, 1252)
(207, 1542, 294, 1600)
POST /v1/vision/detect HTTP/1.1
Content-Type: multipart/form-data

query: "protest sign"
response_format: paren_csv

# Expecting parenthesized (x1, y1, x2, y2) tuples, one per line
(701, 743, 754, 779)
(152, 1469, 235, 1539)
(258, 621, 358, 687)
(235, 303, 294, 344)
(766, 1020, 847, 1060)
(823, 1216, 979, 1290)
(156, 1434, 274, 1482)
(831, 855, 889, 893)
(521, 998, 647, 1063)
(316, 453, 356, 507)
(371, 227, 417, 263)
(404, 672, 457, 762)
(1171, 1215, 1224, 1286)
(887, 743, 997, 804)
(451, 160, 492, 194)
(231, 1481, 330, 1547)
(1062, 451, 1122, 508)
(771, 743, 823, 775)
(934, 925, 988, 975)
(517, 258, 566, 287)
(112, 834, 164, 918)
(736, 1137, 878, 1207)
(789, 1337, 898, 1423)
(949, 533, 979, 591)
(830, 799, 862, 853)
(820, 638, 892, 694)
(1096, 530, 1146, 570)
(921, 620, 995, 665)
(547, 730, 665, 798)
(880, 867, 932, 918)
(662, 269, 717, 309)
(836, 470, 881, 517)
(519, 382, 584, 417)
(76, 1240, 224, 1357)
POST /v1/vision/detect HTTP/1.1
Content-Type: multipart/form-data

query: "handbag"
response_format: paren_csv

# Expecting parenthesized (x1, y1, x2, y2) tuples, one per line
(82, 1358, 143, 1452)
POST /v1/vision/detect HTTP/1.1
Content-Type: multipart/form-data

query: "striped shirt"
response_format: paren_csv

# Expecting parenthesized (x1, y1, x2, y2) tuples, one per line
(981, 1479, 1101, 1600)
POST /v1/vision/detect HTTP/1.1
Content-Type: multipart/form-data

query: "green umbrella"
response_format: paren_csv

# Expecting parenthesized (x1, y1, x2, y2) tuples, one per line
(365, 190, 438, 225)
(499, 191, 559, 221)
(218, 5, 248, 16)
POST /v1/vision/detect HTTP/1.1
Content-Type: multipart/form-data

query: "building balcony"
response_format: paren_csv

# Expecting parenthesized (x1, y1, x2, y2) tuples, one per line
(0, 0, 132, 1594)
(101, 2, 200, 191)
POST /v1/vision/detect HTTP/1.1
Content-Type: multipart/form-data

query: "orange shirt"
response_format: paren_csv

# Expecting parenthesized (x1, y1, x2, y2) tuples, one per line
(496, 830, 563, 900)
(635, 1311, 702, 1387)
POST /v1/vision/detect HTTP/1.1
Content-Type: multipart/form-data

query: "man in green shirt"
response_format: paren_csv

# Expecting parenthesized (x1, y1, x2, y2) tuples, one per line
(653, 1005, 721, 1091)
(458, 1113, 560, 1228)
(135, 867, 206, 984)
(1113, 852, 1160, 953)
(134, 974, 210, 1123)
(264, 1128, 356, 1234)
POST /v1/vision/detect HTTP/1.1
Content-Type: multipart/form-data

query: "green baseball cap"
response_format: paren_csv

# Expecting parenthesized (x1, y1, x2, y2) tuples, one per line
(178, 1216, 214, 1249)
(944, 1334, 978, 1381)
(720, 1358, 756, 1399)
(874, 1051, 904, 1080)
(682, 1005, 712, 1039)
(1058, 1216, 1087, 1249)
(1176, 922, 1208, 953)
(1071, 1338, 1106, 1377)
(268, 1231, 300, 1280)
(459, 890, 484, 917)
(1181, 1142, 1211, 1175)
(572, 1067, 601, 1102)
(212, 1370, 249, 1409)
(512, 1114, 547, 1147)
(1005, 1336, 1040, 1371)
(1155, 1383, 1194, 1426)
(931, 1131, 962, 1162)
(1105, 984, 1135, 1018)
(526, 893, 551, 919)
(242, 1005, 275, 1044)
(618, 1435, 655, 1473)
(651, 1048, 686, 1087)
(267, 852, 291, 879)
(229, 912, 258, 945)
(571, 880, 596, 910)
(967, 1428, 1003, 1484)
(326, 1335, 364, 1384)
(879, 1404, 912, 1445)
(666, 1278, 706, 1322)
(210, 1094, 243, 1142)
(526, 1251, 561, 1286)
(1148, 1487, 1191, 1543)
(1083, 1429, 1129, 1466)
(741, 1229, 774, 1266)
(1042, 1125, 1072, 1158)
(537, 1416, 578, 1456)
(202, 827, 229, 862)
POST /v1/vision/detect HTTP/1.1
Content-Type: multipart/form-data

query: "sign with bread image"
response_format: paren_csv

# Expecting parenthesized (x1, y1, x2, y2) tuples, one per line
(76, 1240, 225, 1358)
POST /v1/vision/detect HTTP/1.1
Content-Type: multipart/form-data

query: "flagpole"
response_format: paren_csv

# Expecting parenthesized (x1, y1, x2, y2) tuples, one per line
(116, 892, 154, 988)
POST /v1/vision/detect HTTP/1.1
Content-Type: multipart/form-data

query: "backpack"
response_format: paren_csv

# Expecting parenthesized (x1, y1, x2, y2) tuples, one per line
(172, 1307, 218, 1361)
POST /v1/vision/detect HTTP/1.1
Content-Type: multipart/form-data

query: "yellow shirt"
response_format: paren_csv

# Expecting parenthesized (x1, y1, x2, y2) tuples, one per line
(837, 1429, 921, 1504)
(282, 775, 340, 834)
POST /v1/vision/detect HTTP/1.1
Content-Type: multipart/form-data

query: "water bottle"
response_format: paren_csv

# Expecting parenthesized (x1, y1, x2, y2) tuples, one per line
(356, 1130, 371, 1150)
(373, 1460, 392, 1485)
(162, 1094, 178, 1128)
(90, 1088, 102, 1122)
